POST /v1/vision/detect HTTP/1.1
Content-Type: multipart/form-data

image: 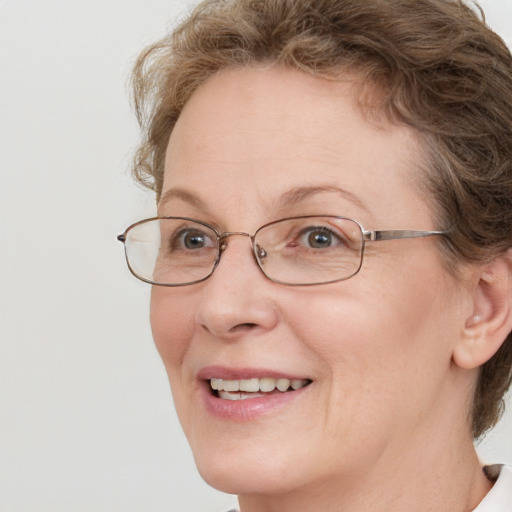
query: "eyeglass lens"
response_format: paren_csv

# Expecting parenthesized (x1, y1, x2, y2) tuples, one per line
(123, 217, 364, 286)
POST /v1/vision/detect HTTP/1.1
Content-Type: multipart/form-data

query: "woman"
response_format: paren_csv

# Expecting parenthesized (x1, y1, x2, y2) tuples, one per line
(118, 0, 512, 510)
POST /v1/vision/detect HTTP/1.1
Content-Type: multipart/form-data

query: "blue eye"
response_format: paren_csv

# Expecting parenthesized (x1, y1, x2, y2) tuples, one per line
(183, 230, 206, 249)
(171, 228, 216, 250)
(299, 227, 342, 249)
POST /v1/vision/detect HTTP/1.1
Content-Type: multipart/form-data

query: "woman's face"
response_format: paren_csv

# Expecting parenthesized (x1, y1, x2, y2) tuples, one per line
(151, 67, 470, 495)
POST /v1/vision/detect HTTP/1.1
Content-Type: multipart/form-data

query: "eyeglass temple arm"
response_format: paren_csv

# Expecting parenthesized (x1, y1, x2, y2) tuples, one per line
(363, 229, 447, 242)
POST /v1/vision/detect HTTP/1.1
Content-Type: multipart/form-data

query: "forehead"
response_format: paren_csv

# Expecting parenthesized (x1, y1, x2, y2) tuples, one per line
(162, 66, 429, 228)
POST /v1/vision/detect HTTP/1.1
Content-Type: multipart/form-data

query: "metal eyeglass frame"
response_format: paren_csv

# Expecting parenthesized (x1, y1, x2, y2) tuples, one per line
(117, 215, 448, 287)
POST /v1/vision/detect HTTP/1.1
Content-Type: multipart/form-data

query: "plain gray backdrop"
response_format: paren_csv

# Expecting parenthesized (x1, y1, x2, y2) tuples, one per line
(1, 1, 511, 511)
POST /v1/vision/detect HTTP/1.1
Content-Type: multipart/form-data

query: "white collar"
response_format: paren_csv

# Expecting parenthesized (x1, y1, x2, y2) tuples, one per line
(473, 465, 512, 511)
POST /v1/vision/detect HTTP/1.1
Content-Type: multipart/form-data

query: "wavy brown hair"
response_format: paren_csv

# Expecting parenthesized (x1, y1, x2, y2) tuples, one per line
(130, 0, 512, 439)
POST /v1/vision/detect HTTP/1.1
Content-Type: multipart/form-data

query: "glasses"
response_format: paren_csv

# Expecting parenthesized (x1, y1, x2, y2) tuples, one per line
(117, 215, 447, 286)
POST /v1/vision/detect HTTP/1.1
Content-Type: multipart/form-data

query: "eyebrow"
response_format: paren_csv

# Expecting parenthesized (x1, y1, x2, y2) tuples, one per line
(158, 184, 370, 215)
(276, 185, 370, 213)
(159, 188, 208, 211)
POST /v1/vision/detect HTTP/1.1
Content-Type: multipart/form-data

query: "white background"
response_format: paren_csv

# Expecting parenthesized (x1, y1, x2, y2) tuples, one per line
(1, 1, 511, 511)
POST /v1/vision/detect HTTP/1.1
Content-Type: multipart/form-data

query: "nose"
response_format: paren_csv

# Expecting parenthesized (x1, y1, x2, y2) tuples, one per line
(194, 234, 279, 340)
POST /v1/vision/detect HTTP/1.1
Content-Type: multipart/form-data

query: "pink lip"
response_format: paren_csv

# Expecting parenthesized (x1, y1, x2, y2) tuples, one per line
(197, 366, 312, 421)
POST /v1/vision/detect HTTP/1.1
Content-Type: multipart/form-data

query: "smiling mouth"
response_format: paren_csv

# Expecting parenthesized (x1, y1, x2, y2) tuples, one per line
(209, 377, 312, 401)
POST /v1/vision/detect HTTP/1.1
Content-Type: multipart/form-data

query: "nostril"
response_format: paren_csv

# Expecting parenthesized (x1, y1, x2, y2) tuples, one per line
(229, 322, 258, 332)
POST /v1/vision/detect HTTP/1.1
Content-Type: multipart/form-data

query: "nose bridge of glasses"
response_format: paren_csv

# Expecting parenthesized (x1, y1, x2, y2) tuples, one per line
(218, 231, 254, 251)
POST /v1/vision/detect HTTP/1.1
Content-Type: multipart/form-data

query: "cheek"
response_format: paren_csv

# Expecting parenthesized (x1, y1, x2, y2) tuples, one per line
(150, 288, 196, 370)
(285, 269, 458, 403)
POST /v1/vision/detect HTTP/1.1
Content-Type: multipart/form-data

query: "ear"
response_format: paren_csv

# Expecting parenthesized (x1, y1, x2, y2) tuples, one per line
(453, 249, 512, 370)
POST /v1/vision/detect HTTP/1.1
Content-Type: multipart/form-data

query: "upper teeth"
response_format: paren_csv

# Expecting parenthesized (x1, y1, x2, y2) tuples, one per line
(210, 377, 309, 393)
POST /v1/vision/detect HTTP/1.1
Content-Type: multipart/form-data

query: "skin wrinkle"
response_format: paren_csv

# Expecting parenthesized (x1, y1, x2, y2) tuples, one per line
(122, 1, 512, 508)
(159, 184, 373, 225)
(149, 67, 493, 511)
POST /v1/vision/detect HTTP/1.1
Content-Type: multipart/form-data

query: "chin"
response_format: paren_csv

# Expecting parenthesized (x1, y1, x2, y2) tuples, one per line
(190, 439, 308, 496)
(197, 465, 265, 495)
(196, 461, 295, 496)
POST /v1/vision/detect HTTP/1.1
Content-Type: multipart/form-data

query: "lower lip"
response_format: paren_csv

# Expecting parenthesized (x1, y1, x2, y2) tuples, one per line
(199, 382, 311, 421)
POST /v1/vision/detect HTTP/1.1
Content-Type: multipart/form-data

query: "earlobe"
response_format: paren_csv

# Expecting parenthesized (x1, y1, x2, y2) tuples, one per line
(453, 250, 512, 370)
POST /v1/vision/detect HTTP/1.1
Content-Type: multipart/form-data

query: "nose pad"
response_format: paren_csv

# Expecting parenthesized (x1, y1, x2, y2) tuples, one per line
(255, 244, 267, 260)
(217, 231, 260, 271)
(217, 234, 269, 278)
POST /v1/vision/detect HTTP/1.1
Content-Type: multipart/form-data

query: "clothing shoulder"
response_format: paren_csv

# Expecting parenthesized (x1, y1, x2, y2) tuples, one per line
(473, 465, 512, 511)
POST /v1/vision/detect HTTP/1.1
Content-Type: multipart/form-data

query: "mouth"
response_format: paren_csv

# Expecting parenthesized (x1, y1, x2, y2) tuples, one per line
(209, 377, 312, 401)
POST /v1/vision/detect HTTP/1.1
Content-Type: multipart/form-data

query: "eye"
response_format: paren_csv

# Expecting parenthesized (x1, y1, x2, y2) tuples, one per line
(170, 228, 216, 251)
(298, 226, 343, 249)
